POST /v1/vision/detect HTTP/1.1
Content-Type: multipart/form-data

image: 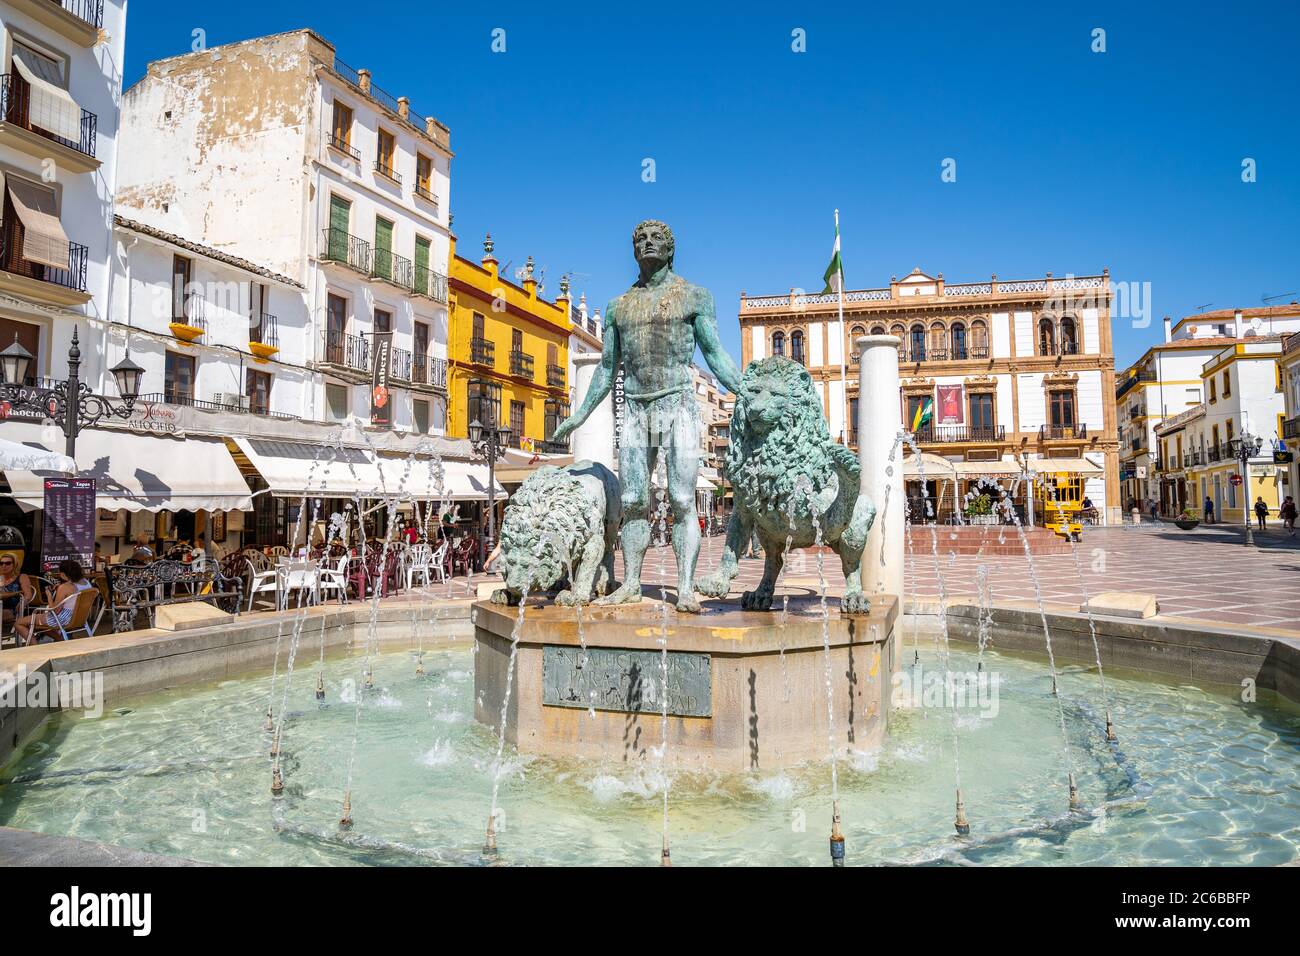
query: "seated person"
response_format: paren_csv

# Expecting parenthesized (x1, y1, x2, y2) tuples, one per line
(14, 559, 94, 645)
(0, 555, 36, 628)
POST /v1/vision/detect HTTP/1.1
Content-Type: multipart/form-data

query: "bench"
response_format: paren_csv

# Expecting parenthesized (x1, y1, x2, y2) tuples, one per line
(105, 559, 243, 633)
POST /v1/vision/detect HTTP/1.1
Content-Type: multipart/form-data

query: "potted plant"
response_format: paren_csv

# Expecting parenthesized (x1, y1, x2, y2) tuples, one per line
(1174, 508, 1200, 531)
(965, 493, 997, 526)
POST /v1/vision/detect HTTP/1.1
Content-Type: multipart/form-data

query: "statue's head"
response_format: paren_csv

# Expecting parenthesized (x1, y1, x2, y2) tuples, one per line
(632, 219, 675, 270)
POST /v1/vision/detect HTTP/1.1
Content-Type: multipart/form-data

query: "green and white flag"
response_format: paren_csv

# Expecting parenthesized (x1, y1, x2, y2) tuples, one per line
(821, 214, 844, 295)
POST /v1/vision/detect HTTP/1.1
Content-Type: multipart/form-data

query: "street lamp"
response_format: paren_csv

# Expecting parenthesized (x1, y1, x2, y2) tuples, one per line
(1231, 432, 1264, 546)
(0, 327, 143, 458)
(468, 417, 514, 567)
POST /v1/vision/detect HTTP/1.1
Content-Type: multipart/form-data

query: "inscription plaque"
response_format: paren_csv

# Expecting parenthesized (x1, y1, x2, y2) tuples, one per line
(542, 645, 712, 718)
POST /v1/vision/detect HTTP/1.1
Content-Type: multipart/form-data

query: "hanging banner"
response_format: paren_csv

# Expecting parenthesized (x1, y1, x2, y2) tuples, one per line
(42, 477, 96, 573)
(936, 384, 965, 425)
(370, 330, 394, 428)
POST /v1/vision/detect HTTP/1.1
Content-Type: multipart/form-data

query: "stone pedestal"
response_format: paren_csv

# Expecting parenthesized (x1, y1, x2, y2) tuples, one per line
(570, 353, 615, 470)
(856, 335, 903, 607)
(473, 595, 897, 770)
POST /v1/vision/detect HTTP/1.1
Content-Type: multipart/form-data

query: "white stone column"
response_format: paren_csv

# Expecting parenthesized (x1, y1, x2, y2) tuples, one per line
(857, 335, 903, 605)
(570, 353, 615, 470)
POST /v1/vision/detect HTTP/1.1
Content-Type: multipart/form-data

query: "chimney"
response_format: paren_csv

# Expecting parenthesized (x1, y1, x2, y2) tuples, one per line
(357, 68, 371, 95)
(425, 116, 438, 140)
(1163, 315, 1172, 343)
(1234, 310, 1244, 338)
(397, 96, 409, 121)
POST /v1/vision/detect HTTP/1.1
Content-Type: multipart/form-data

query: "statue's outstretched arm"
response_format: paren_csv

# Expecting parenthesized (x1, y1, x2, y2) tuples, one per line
(552, 304, 619, 441)
(693, 290, 742, 394)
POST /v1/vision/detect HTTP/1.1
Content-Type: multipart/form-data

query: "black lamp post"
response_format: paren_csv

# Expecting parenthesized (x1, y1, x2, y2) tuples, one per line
(468, 417, 513, 567)
(1231, 432, 1264, 546)
(0, 327, 143, 458)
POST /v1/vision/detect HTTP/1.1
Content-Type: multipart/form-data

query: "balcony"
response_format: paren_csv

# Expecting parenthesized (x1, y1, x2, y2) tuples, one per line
(414, 182, 437, 205)
(327, 133, 360, 162)
(249, 312, 279, 358)
(8, 1, 102, 47)
(914, 425, 1006, 444)
(0, 228, 88, 302)
(411, 353, 447, 389)
(138, 392, 297, 421)
(1284, 332, 1300, 356)
(470, 337, 495, 366)
(1039, 424, 1088, 441)
(1116, 370, 1157, 398)
(1284, 417, 1300, 441)
(320, 227, 372, 274)
(390, 347, 413, 381)
(413, 264, 448, 303)
(546, 363, 565, 388)
(0, 74, 98, 169)
(537, 438, 570, 454)
(169, 293, 207, 341)
(371, 248, 413, 289)
(1058, 340, 1079, 356)
(321, 329, 370, 372)
(374, 159, 402, 185)
(1183, 450, 1202, 468)
(509, 350, 535, 379)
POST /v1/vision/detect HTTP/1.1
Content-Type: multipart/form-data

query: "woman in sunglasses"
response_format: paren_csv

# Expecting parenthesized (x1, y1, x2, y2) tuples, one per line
(14, 559, 93, 646)
(0, 554, 36, 631)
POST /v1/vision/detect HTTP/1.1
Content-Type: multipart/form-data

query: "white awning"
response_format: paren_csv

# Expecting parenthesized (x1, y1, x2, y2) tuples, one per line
(11, 46, 82, 144)
(958, 459, 1024, 477)
(1028, 456, 1105, 477)
(0, 436, 74, 474)
(902, 452, 962, 478)
(232, 437, 505, 501)
(6, 175, 71, 270)
(2, 423, 252, 513)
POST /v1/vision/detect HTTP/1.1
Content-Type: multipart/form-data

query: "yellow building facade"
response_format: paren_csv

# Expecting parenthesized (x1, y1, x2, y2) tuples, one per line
(446, 234, 572, 451)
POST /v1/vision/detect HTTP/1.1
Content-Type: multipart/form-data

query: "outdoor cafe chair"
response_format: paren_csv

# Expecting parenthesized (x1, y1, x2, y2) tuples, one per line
(405, 544, 436, 590)
(25, 587, 99, 643)
(276, 559, 320, 611)
(317, 554, 350, 605)
(246, 558, 280, 611)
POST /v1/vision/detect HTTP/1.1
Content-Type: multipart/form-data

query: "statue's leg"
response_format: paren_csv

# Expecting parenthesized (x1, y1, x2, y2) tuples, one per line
(557, 534, 605, 606)
(594, 519, 618, 595)
(742, 532, 784, 611)
(695, 508, 751, 598)
(595, 438, 651, 605)
(666, 411, 703, 613)
(838, 539, 870, 615)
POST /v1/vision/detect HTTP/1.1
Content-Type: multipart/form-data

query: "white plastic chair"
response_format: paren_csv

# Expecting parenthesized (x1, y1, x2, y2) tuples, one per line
(428, 541, 448, 584)
(276, 559, 319, 611)
(317, 554, 350, 604)
(405, 544, 435, 590)
(246, 558, 279, 611)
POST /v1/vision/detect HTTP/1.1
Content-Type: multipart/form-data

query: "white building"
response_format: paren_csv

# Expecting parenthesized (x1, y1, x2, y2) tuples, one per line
(113, 28, 451, 434)
(0, 0, 125, 384)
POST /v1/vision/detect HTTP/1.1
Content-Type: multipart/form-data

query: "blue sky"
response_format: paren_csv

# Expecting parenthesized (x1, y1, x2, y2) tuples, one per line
(124, 1, 1299, 369)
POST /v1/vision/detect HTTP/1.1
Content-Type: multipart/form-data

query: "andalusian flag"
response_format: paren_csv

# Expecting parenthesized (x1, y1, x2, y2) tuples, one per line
(911, 397, 934, 432)
(821, 214, 844, 294)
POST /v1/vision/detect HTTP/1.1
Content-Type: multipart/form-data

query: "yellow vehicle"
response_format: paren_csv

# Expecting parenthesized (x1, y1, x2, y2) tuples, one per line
(1035, 473, 1084, 541)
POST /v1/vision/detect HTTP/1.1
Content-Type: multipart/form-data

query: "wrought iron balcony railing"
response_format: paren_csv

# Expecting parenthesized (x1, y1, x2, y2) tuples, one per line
(390, 347, 413, 381)
(139, 392, 297, 420)
(59, 0, 104, 28)
(509, 350, 535, 378)
(322, 329, 370, 371)
(470, 337, 495, 366)
(414, 183, 437, 204)
(374, 159, 402, 184)
(371, 248, 413, 288)
(411, 353, 448, 389)
(0, 74, 97, 158)
(171, 293, 207, 330)
(546, 363, 565, 388)
(1284, 416, 1300, 441)
(0, 229, 88, 292)
(1039, 423, 1088, 440)
(250, 312, 279, 348)
(320, 227, 371, 274)
(413, 265, 448, 303)
(914, 425, 1006, 444)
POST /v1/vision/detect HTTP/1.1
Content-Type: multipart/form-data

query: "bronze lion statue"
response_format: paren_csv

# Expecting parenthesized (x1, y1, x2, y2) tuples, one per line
(694, 356, 876, 613)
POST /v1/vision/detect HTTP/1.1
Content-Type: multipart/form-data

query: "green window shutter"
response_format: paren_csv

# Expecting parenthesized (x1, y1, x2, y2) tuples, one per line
(328, 196, 350, 261)
(374, 218, 393, 279)
(414, 237, 430, 295)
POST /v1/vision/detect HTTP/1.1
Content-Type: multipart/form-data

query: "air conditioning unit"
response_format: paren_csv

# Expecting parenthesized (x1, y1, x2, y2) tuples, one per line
(213, 393, 250, 410)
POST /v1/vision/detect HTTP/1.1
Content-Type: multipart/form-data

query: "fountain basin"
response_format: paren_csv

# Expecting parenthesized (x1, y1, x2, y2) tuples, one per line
(472, 595, 898, 770)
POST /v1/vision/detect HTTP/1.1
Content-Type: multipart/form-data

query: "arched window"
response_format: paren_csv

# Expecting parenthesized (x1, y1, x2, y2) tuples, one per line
(950, 322, 967, 360)
(871, 325, 886, 336)
(909, 324, 926, 361)
(850, 325, 866, 363)
(772, 330, 785, 356)
(970, 319, 988, 356)
(1059, 317, 1077, 354)
(1038, 318, 1056, 356)
(790, 329, 805, 365)
(929, 321, 947, 360)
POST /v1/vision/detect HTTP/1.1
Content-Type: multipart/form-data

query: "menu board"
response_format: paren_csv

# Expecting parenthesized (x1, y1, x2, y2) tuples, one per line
(41, 477, 96, 573)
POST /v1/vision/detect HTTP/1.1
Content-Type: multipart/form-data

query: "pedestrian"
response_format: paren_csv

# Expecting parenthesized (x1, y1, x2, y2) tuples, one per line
(1147, 496, 1158, 521)
(1254, 496, 1269, 532)
(1280, 496, 1297, 534)
(1204, 495, 1215, 523)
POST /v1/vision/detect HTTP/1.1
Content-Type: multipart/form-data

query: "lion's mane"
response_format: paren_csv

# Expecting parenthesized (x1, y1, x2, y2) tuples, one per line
(499, 465, 601, 589)
(724, 357, 857, 518)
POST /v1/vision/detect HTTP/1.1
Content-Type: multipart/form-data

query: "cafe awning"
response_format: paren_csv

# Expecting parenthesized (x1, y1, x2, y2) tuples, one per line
(902, 452, 962, 478)
(958, 459, 1024, 477)
(2, 423, 252, 512)
(232, 437, 505, 501)
(1028, 456, 1104, 477)
(0, 436, 74, 474)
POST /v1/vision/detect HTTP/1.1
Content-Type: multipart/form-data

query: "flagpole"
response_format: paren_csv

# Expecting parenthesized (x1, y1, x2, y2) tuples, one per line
(836, 209, 849, 445)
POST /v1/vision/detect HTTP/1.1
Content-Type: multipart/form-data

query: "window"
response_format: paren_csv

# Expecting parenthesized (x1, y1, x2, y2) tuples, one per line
(467, 379, 501, 430)
(771, 330, 785, 356)
(1, 176, 70, 280)
(1049, 389, 1076, 428)
(416, 154, 434, 200)
(412, 321, 430, 383)
(848, 396, 859, 441)
(172, 255, 193, 321)
(929, 322, 946, 358)
(1060, 317, 1077, 354)
(905, 395, 929, 434)
(326, 383, 349, 421)
(970, 392, 995, 431)
(9, 41, 78, 146)
(790, 330, 805, 364)
(509, 400, 525, 445)
(164, 351, 195, 403)
(850, 325, 865, 362)
(327, 194, 351, 259)
(1226, 419, 1234, 443)
(545, 399, 569, 440)
(249, 283, 270, 343)
(376, 129, 397, 178)
(414, 235, 432, 294)
(330, 101, 353, 149)
(246, 369, 272, 415)
(909, 325, 926, 360)
(373, 217, 394, 280)
(413, 399, 430, 434)
(512, 328, 523, 352)
(950, 322, 967, 360)
(472, 312, 485, 341)
(325, 293, 348, 363)
(1222, 371, 1231, 398)
(373, 308, 391, 334)
(413, 321, 429, 357)
(1038, 318, 1056, 356)
(970, 320, 988, 355)
(1209, 377, 1217, 402)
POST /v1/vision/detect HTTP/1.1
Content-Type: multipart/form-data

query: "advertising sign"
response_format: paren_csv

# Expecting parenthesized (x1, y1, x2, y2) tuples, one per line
(936, 384, 964, 425)
(41, 477, 96, 573)
(369, 330, 394, 427)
